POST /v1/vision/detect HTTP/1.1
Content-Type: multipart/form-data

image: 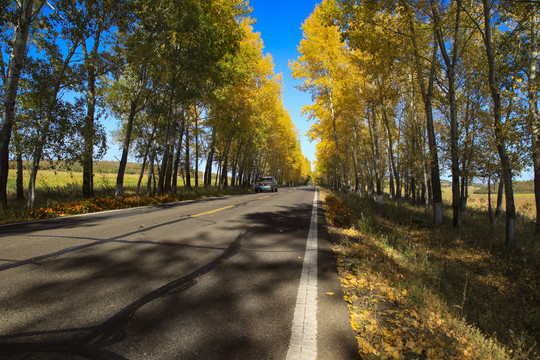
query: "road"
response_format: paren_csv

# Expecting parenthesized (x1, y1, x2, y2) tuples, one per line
(0, 186, 358, 359)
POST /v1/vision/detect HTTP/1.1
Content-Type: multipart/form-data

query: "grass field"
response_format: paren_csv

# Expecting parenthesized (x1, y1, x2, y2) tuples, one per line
(7, 168, 208, 198)
(2, 166, 220, 223)
(441, 186, 536, 221)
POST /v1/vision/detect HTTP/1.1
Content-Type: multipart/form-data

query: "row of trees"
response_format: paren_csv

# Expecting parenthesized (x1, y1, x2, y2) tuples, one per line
(291, 0, 539, 247)
(0, 0, 311, 209)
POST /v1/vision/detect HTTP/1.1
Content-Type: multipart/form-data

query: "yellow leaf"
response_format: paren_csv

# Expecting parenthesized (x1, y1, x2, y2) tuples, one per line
(326, 292, 334, 295)
(401, 289, 408, 296)
(350, 315, 360, 331)
(392, 350, 400, 359)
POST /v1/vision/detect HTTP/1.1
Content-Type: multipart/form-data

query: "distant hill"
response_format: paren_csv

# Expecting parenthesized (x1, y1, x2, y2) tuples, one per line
(473, 180, 534, 194)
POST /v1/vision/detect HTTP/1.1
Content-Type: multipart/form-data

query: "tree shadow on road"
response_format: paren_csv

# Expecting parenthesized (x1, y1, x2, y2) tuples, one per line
(0, 190, 357, 359)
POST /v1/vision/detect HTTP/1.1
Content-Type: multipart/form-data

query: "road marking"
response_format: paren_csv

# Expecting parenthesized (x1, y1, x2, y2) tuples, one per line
(287, 189, 318, 360)
(190, 205, 234, 218)
(257, 195, 270, 200)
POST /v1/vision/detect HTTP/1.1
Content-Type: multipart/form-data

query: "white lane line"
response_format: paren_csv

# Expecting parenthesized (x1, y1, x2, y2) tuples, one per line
(287, 189, 318, 360)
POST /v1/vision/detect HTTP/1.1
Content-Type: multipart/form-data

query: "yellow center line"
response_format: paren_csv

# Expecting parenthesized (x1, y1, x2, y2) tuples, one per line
(192, 194, 271, 217)
(190, 205, 235, 218)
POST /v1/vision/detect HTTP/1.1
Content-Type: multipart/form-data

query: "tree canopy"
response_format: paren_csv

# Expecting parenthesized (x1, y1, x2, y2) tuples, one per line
(0, 0, 311, 209)
(291, 0, 539, 246)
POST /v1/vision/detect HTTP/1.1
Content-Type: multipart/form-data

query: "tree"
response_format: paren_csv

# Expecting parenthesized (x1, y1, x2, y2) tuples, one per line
(525, 1, 539, 238)
(481, 0, 517, 247)
(0, 0, 45, 205)
(431, 0, 465, 227)
(290, 3, 349, 189)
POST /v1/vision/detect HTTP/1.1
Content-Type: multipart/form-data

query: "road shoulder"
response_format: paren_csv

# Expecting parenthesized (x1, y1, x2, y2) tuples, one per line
(316, 197, 360, 359)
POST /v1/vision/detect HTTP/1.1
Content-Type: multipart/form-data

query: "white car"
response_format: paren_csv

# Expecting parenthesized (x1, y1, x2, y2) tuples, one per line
(254, 177, 278, 193)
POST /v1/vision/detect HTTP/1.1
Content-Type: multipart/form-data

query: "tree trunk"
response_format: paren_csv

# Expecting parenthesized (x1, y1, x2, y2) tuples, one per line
(215, 156, 222, 187)
(0, 0, 36, 206)
(368, 108, 383, 203)
(157, 101, 174, 195)
(483, 0, 516, 247)
(460, 175, 469, 211)
(164, 146, 174, 193)
(136, 153, 147, 197)
(488, 175, 494, 234)
(528, 2, 540, 239)
(171, 111, 186, 194)
(115, 73, 145, 197)
(495, 178, 504, 217)
(194, 114, 199, 188)
(204, 129, 216, 187)
(137, 122, 157, 196)
(383, 106, 400, 204)
(185, 124, 191, 189)
(329, 89, 346, 189)
(411, 176, 416, 205)
(146, 145, 156, 197)
(27, 148, 42, 208)
(434, 0, 461, 227)
(15, 142, 24, 201)
(220, 144, 230, 189)
(423, 158, 431, 211)
(81, 34, 102, 199)
(389, 166, 395, 199)
(407, 10, 443, 223)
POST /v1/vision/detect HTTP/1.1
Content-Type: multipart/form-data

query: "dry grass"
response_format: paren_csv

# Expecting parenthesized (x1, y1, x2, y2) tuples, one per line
(1, 169, 232, 224)
(323, 189, 539, 360)
(441, 186, 536, 221)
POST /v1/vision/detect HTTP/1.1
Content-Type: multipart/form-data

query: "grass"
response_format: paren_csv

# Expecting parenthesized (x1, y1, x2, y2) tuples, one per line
(323, 190, 539, 360)
(441, 186, 536, 221)
(1, 167, 241, 224)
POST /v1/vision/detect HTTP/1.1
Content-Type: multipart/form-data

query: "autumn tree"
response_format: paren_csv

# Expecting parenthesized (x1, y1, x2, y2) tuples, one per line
(290, 3, 349, 189)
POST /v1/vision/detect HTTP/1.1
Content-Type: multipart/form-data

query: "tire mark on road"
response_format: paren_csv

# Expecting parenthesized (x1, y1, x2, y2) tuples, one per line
(0, 215, 194, 272)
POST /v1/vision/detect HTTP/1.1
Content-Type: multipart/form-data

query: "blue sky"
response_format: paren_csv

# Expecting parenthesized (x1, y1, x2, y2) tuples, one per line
(249, 0, 320, 170)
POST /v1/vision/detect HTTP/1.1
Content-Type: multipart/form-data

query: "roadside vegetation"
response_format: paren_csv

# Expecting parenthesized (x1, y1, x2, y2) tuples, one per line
(323, 190, 539, 360)
(1, 164, 252, 224)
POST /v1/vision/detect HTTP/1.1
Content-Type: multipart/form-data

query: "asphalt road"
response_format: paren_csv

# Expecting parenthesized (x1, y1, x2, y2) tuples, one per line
(0, 186, 358, 359)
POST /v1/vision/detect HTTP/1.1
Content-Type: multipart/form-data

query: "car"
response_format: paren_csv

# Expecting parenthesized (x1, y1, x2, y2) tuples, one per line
(254, 176, 278, 193)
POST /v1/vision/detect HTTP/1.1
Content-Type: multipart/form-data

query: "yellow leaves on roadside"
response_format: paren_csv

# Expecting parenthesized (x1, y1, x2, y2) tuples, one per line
(357, 337, 378, 355)
(333, 234, 478, 360)
(382, 343, 400, 360)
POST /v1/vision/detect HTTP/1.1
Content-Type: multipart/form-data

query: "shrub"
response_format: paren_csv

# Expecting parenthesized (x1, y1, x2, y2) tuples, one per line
(325, 193, 353, 227)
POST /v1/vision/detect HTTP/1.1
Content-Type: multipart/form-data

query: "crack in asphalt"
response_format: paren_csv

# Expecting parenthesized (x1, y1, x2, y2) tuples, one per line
(0, 231, 246, 359)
